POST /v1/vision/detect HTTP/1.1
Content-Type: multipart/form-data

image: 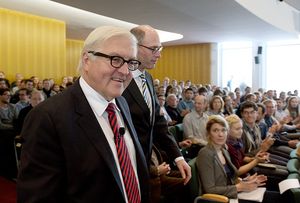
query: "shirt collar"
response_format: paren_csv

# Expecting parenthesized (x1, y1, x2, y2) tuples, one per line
(132, 69, 145, 79)
(79, 77, 119, 118)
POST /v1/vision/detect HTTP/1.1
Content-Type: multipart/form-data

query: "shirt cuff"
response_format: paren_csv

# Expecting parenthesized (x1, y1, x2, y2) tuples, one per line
(175, 156, 184, 162)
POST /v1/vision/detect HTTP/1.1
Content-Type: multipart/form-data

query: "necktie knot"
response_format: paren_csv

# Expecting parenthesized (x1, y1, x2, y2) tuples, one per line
(106, 103, 116, 114)
(139, 74, 146, 81)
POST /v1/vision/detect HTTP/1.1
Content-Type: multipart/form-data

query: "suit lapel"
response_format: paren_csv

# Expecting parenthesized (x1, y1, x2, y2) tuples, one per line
(70, 81, 125, 197)
(127, 79, 150, 114)
(144, 71, 156, 124)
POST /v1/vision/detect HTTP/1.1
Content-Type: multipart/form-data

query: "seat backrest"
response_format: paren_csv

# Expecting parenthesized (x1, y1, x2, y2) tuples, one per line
(189, 157, 229, 203)
(175, 123, 184, 142)
(188, 157, 202, 200)
(287, 159, 300, 174)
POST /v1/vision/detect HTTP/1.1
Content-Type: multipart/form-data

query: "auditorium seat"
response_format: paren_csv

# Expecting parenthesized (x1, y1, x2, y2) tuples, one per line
(188, 158, 228, 203)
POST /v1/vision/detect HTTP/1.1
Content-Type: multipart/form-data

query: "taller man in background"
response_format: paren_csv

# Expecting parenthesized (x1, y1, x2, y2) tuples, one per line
(122, 25, 191, 185)
(17, 26, 149, 203)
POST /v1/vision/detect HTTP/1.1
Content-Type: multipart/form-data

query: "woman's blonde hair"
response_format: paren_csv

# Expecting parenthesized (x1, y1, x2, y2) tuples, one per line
(225, 114, 241, 128)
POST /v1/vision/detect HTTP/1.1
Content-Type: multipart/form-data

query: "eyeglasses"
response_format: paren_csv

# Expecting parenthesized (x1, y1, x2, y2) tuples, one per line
(88, 51, 141, 71)
(138, 44, 163, 54)
(242, 110, 256, 116)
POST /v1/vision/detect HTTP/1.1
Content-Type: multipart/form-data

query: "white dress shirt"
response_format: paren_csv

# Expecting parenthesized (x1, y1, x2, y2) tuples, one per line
(79, 77, 140, 203)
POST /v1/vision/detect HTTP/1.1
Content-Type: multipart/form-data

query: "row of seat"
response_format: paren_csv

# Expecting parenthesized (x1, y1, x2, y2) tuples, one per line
(169, 124, 300, 203)
(287, 150, 300, 203)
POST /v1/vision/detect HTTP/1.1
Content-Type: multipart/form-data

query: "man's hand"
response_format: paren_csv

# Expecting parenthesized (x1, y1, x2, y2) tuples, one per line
(179, 139, 192, 148)
(176, 159, 191, 185)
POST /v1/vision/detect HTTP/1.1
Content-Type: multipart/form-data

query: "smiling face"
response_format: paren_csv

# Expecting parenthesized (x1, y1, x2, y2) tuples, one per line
(137, 26, 162, 71)
(81, 35, 135, 101)
(241, 107, 257, 126)
(229, 121, 243, 140)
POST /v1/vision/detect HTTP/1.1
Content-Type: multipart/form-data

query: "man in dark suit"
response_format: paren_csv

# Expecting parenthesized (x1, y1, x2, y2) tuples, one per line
(122, 25, 191, 185)
(17, 26, 149, 203)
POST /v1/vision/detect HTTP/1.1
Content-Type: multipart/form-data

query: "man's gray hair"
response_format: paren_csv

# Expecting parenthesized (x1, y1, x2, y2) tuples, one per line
(77, 26, 137, 73)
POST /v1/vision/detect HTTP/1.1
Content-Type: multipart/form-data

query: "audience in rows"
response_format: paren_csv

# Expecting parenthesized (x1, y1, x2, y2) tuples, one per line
(1, 70, 300, 202)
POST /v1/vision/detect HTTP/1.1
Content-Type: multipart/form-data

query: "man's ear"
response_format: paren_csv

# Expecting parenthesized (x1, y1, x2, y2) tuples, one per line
(82, 52, 90, 66)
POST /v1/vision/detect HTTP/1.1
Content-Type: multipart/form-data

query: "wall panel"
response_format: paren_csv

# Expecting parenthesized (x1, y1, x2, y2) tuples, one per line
(0, 8, 66, 83)
(150, 43, 212, 85)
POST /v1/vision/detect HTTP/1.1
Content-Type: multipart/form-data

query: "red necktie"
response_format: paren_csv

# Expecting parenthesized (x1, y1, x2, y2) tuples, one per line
(106, 103, 141, 203)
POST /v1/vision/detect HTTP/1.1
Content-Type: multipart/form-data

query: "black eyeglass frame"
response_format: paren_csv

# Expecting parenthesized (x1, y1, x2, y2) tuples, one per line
(88, 51, 141, 71)
(138, 44, 163, 54)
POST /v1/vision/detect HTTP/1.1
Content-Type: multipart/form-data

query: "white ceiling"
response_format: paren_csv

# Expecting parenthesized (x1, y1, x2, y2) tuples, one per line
(1, 0, 300, 45)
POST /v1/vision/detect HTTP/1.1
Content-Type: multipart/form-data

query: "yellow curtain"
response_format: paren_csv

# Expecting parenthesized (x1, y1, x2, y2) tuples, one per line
(0, 8, 66, 83)
(65, 39, 83, 77)
(150, 43, 212, 85)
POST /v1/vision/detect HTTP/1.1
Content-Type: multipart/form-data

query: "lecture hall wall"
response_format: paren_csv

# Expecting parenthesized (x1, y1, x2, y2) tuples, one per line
(0, 8, 67, 83)
(0, 7, 211, 85)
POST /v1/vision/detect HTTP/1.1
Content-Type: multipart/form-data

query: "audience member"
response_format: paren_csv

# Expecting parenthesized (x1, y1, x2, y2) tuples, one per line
(15, 90, 45, 134)
(223, 95, 234, 116)
(285, 96, 300, 125)
(206, 95, 225, 117)
(0, 88, 18, 179)
(157, 94, 173, 125)
(14, 88, 30, 114)
(177, 87, 194, 117)
(165, 94, 183, 125)
(41, 78, 56, 98)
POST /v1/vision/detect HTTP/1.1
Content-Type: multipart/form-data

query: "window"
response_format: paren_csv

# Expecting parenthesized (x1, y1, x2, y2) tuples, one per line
(266, 41, 300, 92)
(219, 42, 253, 92)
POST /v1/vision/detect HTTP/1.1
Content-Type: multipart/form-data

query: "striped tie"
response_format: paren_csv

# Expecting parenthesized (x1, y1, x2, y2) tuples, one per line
(106, 103, 141, 203)
(139, 74, 151, 109)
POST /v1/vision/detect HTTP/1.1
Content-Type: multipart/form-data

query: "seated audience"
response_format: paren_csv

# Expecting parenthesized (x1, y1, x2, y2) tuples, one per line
(197, 115, 283, 203)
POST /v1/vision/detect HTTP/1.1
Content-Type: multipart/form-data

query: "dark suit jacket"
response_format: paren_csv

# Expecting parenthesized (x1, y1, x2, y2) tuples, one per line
(122, 71, 181, 163)
(17, 80, 149, 203)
